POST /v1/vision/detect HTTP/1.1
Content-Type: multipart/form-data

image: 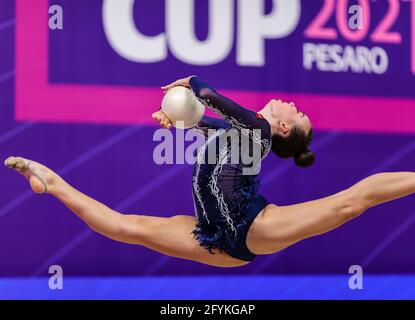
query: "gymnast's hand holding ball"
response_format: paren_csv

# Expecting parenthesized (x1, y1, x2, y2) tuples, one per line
(151, 110, 173, 129)
(152, 76, 205, 129)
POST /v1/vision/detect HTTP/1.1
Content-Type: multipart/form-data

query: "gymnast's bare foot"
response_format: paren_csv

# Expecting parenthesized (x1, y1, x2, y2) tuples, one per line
(4, 156, 57, 193)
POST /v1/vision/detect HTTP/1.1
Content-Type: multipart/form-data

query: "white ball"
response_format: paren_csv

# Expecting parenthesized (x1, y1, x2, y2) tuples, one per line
(161, 86, 205, 129)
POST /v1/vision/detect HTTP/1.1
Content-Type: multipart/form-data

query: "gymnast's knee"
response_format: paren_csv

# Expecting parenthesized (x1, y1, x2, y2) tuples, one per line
(116, 214, 149, 245)
(338, 188, 369, 221)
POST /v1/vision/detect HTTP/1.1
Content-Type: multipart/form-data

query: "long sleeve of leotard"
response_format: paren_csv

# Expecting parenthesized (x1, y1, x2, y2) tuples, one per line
(198, 116, 230, 130)
(189, 76, 271, 141)
(193, 115, 230, 137)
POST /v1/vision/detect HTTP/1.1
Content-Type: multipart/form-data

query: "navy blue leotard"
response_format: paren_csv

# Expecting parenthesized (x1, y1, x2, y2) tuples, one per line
(189, 77, 272, 262)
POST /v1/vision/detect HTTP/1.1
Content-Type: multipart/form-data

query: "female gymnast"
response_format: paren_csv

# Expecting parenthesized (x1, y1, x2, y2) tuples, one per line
(5, 76, 415, 268)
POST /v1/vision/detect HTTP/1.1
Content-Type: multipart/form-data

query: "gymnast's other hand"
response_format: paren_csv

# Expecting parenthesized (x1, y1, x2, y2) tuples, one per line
(152, 110, 173, 129)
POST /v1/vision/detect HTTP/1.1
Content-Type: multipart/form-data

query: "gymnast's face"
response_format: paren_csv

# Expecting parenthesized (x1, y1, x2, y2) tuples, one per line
(263, 99, 312, 136)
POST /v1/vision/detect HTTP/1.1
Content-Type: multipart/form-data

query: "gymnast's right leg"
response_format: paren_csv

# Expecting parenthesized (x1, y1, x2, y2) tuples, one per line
(4, 156, 248, 268)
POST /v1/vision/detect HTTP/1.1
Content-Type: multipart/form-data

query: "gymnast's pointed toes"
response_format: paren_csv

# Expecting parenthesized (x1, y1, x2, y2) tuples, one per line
(4, 156, 17, 168)
(4, 156, 28, 171)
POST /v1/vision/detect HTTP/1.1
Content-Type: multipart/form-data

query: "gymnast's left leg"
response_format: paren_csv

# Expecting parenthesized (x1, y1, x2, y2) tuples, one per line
(246, 172, 415, 255)
(4, 156, 248, 268)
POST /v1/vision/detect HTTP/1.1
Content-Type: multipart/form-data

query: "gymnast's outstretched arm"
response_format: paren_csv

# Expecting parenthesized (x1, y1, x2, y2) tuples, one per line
(162, 76, 270, 139)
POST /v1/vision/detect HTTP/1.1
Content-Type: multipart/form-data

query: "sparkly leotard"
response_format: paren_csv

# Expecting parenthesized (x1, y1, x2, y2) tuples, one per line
(190, 77, 272, 261)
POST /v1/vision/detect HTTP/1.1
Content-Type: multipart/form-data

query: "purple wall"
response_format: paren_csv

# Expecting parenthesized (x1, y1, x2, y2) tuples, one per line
(1, 0, 415, 277)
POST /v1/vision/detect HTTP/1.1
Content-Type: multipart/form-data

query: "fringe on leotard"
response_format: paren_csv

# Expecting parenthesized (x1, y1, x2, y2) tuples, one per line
(192, 177, 260, 254)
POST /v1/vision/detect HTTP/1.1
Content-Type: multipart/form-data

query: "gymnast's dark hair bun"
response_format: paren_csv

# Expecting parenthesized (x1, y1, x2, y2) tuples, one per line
(271, 126, 315, 168)
(294, 150, 315, 168)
